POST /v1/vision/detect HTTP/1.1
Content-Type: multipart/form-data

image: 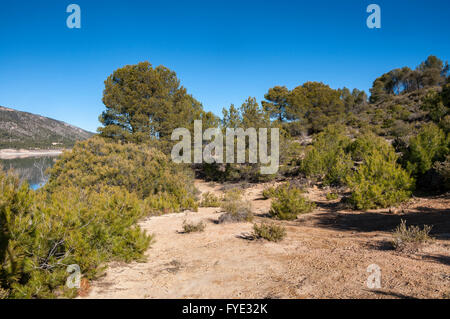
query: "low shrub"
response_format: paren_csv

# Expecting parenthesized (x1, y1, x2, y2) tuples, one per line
(222, 188, 244, 202)
(252, 223, 286, 242)
(218, 188, 253, 223)
(144, 191, 198, 214)
(392, 219, 433, 252)
(263, 183, 305, 199)
(269, 185, 315, 220)
(182, 220, 206, 233)
(200, 192, 221, 207)
(0, 287, 8, 299)
(326, 192, 339, 200)
(262, 186, 277, 199)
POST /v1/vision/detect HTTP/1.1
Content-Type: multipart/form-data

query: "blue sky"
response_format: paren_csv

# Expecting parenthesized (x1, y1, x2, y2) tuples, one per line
(0, 0, 449, 132)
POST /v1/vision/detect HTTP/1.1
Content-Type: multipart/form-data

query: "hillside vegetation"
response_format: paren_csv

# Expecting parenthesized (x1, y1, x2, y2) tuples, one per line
(0, 106, 93, 149)
(1, 56, 449, 298)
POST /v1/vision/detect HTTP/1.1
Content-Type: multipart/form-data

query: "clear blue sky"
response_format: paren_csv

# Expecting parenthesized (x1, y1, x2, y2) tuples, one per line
(1, 0, 449, 132)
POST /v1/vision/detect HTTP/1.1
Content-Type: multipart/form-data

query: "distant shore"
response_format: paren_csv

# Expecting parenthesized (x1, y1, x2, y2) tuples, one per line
(0, 149, 65, 159)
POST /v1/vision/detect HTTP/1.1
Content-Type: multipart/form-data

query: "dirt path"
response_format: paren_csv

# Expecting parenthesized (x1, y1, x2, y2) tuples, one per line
(83, 181, 450, 299)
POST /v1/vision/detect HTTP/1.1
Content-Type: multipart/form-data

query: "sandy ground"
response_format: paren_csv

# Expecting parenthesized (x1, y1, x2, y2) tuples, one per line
(0, 149, 63, 159)
(83, 180, 450, 299)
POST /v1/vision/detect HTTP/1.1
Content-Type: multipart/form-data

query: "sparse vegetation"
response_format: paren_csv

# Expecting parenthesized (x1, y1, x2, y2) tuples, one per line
(218, 188, 253, 223)
(262, 186, 277, 199)
(252, 223, 286, 242)
(326, 192, 339, 200)
(392, 219, 433, 252)
(182, 220, 206, 233)
(200, 192, 221, 207)
(0, 106, 93, 149)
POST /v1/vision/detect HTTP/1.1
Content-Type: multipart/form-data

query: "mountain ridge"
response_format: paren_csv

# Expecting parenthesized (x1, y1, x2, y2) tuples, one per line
(0, 105, 94, 149)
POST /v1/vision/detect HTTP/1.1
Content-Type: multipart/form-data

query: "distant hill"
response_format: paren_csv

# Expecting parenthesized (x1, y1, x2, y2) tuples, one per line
(0, 106, 94, 149)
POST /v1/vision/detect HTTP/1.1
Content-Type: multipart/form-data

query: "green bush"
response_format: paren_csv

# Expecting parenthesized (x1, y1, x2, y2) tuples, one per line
(200, 192, 221, 207)
(262, 185, 280, 199)
(392, 220, 433, 252)
(348, 131, 393, 162)
(300, 125, 353, 185)
(252, 223, 286, 242)
(326, 192, 339, 200)
(269, 185, 315, 220)
(46, 136, 198, 213)
(346, 149, 414, 210)
(182, 220, 206, 233)
(263, 183, 305, 200)
(404, 123, 448, 176)
(0, 171, 152, 299)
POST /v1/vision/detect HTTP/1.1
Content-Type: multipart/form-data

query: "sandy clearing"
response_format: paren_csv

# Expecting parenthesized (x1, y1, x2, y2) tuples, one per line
(83, 180, 450, 299)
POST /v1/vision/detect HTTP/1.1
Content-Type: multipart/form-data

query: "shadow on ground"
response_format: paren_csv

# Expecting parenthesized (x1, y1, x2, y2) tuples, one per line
(422, 254, 450, 266)
(309, 205, 450, 240)
(365, 289, 417, 299)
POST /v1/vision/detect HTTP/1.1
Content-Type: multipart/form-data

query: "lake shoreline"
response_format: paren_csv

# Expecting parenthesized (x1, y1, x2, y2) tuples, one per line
(0, 149, 65, 159)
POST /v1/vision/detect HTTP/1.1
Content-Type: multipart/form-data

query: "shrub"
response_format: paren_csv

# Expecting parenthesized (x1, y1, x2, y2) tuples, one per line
(269, 185, 315, 220)
(300, 125, 353, 185)
(218, 188, 253, 223)
(0, 287, 8, 299)
(346, 149, 414, 210)
(0, 171, 152, 299)
(263, 183, 306, 200)
(181, 220, 206, 233)
(389, 120, 411, 139)
(252, 223, 286, 242)
(222, 188, 244, 202)
(45, 136, 198, 213)
(404, 123, 448, 176)
(392, 220, 433, 252)
(262, 186, 278, 199)
(434, 155, 450, 190)
(421, 89, 449, 125)
(348, 131, 393, 162)
(200, 192, 221, 207)
(326, 192, 339, 200)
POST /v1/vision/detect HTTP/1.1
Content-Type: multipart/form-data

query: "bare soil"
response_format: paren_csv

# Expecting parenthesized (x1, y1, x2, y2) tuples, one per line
(82, 180, 450, 299)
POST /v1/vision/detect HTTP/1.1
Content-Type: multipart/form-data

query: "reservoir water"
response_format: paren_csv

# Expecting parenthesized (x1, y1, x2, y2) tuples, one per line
(0, 156, 58, 189)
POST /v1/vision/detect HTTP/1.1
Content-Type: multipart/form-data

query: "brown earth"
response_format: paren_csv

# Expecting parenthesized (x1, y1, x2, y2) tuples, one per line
(82, 180, 450, 299)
